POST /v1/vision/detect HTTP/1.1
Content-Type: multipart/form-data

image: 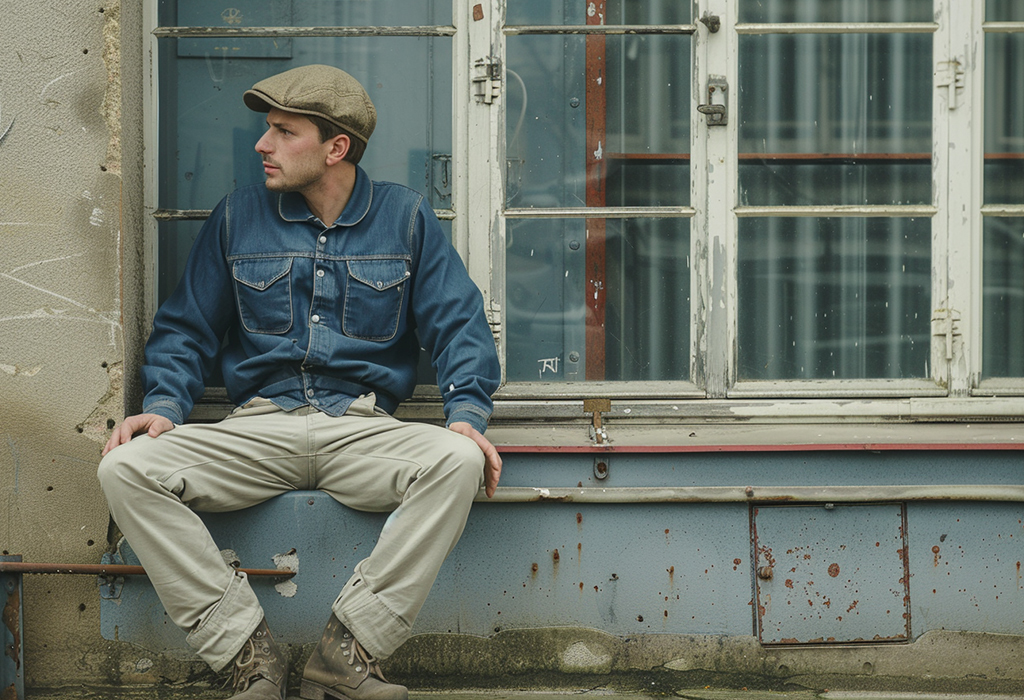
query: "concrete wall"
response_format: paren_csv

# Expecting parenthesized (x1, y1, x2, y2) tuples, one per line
(0, 0, 144, 686)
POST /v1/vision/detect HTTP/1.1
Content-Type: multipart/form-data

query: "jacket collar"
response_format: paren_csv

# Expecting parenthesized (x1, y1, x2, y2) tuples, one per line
(277, 164, 373, 227)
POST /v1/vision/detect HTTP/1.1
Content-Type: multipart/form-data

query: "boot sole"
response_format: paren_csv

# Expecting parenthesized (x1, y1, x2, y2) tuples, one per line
(300, 679, 352, 700)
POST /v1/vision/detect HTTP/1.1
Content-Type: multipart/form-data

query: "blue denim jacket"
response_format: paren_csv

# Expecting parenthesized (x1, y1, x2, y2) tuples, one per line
(141, 166, 500, 434)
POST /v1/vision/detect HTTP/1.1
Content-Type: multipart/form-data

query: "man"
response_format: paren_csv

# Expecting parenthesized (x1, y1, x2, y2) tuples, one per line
(98, 64, 502, 700)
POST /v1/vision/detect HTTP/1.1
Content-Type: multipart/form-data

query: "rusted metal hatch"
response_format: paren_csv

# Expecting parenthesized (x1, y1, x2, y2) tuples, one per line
(752, 503, 910, 645)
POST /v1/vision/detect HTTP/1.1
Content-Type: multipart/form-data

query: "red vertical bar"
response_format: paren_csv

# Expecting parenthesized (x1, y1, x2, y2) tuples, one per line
(585, 2, 607, 380)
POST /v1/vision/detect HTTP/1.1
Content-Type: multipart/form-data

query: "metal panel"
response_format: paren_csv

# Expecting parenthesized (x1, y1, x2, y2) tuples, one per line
(753, 503, 910, 645)
(1, 555, 25, 700)
(100, 491, 754, 650)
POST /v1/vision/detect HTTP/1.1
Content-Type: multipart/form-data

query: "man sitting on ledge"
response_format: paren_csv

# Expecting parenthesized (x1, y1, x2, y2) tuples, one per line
(98, 64, 502, 700)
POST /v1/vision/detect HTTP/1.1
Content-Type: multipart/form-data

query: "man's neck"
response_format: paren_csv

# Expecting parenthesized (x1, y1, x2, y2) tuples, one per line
(301, 163, 357, 226)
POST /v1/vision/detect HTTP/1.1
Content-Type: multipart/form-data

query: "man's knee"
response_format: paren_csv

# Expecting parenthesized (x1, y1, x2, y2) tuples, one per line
(96, 439, 150, 498)
(436, 430, 486, 491)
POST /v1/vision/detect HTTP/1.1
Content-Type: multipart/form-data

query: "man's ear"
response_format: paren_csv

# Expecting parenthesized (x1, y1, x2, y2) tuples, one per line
(325, 134, 351, 166)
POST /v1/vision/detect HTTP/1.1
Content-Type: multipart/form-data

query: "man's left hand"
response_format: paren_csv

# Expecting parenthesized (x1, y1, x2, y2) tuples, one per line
(448, 422, 502, 498)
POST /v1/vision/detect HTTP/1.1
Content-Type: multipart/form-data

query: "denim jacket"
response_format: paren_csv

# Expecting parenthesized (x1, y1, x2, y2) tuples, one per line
(141, 166, 501, 434)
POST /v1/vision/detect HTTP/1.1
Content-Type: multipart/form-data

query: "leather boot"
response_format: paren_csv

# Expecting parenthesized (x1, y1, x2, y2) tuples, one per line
(300, 614, 407, 700)
(228, 618, 288, 699)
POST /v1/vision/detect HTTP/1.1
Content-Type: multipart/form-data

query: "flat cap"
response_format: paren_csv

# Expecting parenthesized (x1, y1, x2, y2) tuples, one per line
(243, 64, 376, 144)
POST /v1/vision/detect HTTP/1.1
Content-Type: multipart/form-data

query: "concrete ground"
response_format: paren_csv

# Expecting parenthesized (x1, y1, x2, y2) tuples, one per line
(22, 690, 1024, 700)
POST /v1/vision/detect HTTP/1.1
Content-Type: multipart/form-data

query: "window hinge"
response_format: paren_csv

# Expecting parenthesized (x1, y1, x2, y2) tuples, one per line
(935, 59, 965, 110)
(931, 306, 962, 362)
(584, 398, 611, 445)
(472, 56, 502, 104)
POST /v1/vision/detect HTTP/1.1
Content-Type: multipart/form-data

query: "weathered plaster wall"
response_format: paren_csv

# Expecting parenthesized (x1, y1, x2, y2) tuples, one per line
(0, 0, 128, 686)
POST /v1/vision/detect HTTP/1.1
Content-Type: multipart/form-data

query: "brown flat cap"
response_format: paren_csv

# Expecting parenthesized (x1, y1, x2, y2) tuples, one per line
(243, 64, 376, 144)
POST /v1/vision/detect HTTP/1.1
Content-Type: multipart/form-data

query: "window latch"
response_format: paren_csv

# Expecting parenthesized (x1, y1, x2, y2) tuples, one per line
(584, 398, 611, 445)
(472, 56, 502, 104)
(935, 59, 965, 110)
(697, 76, 728, 126)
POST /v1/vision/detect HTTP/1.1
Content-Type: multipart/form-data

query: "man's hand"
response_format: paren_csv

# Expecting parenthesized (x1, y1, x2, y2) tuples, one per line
(448, 422, 502, 498)
(102, 413, 175, 456)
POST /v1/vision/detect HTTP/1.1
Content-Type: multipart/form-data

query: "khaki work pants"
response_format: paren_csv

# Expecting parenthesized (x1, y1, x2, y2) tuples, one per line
(97, 395, 485, 671)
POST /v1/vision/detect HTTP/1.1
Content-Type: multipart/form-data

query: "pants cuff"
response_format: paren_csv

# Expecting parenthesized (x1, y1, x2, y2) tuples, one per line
(332, 573, 410, 660)
(186, 570, 265, 671)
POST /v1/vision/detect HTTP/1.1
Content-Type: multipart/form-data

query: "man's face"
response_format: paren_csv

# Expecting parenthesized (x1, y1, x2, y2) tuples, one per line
(254, 107, 330, 193)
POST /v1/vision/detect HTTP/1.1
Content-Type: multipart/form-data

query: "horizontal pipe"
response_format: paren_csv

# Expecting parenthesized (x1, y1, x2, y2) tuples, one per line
(505, 206, 695, 219)
(153, 208, 455, 222)
(735, 22, 937, 34)
(153, 26, 455, 38)
(0, 562, 294, 578)
(477, 484, 1024, 504)
(505, 24, 696, 35)
(735, 205, 937, 218)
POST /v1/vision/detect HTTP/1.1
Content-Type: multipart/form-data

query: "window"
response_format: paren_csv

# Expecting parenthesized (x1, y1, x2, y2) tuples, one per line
(145, 1, 1024, 424)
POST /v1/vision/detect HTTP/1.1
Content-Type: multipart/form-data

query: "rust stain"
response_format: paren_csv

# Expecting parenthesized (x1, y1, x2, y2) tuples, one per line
(803, 554, 812, 560)
(828, 563, 840, 578)
(553, 549, 560, 562)
(780, 637, 800, 644)
(637, 614, 644, 622)
(576, 512, 583, 526)
(530, 562, 539, 580)
(472, 3, 484, 21)
(2, 684, 18, 700)
(579, 581, 584, 592)
(784, 579, 794, 589)
(664, 609, 668, 618)
(932, 545, 941, 567)
(847, 600, 859, 613)
(668, 565, 675, 586)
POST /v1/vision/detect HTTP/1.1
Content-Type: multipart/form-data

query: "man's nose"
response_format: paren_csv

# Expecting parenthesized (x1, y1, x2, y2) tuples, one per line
(255, 131, 271, 154)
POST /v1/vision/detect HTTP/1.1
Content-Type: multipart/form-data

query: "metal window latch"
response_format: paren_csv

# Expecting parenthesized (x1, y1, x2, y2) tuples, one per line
(472, 56, 501, 104)
(935, 59, 965, 110)
(584, 398, 611, 445)
(697, 76, 728, 126)
(699, 12, 720, 33)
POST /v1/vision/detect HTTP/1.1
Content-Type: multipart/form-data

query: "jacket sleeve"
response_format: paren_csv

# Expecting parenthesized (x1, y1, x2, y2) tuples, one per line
(140, 197, 235, 424)
(408, 198, 501, 434)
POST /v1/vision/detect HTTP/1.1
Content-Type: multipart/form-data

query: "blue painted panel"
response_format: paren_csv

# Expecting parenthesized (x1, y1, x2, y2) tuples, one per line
(907, 502, 1024, 635)
(753, 504, 909, 644)
(100, 494, 755, 651)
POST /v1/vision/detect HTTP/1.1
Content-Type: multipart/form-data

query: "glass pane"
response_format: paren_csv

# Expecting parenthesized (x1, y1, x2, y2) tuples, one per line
(159, 0, 451, 28)
(741, 0, 932, 23)
(983, 218, 1024, 377)
(738, 34, 932, 206)
(984, 33, 1024, 205)
(158, 37, 452, 211)
(987, 1, 1024, 21)
(508, 0, 688, 26)
(506, 34, 690, 208)
(738, 218, 931, 380)
(506, 218, 689, 382)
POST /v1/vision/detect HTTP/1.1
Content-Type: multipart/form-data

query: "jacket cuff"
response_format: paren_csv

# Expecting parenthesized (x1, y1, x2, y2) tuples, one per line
(143, 399, 185, 426)
(445, 403, 491, 435)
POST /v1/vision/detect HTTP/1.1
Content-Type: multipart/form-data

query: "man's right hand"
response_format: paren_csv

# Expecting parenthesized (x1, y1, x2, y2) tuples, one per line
(102, 414, 175, 456)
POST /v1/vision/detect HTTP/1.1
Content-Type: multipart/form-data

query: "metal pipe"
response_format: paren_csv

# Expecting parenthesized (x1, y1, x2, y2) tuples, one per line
(153, 26, 456, 38)
(477, 484, 1024, 504)
(735, 205, 937, 218)
(0, 562, 294, 578)
(505, 206, 696, 219)
(735, 23, 938, 35)
(504, 24, 697, 36)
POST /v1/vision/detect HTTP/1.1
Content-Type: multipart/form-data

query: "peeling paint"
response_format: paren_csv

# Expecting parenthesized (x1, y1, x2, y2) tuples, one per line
(272, 551, 299, 597)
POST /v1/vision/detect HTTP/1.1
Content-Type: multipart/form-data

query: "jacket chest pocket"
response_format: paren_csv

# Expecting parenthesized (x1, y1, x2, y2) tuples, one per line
(343, 259, 410, 341)
(232, 257, 294, 334)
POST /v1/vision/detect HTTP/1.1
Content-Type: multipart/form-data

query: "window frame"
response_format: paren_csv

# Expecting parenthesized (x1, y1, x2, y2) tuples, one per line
(141, 0, 1024, 430)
